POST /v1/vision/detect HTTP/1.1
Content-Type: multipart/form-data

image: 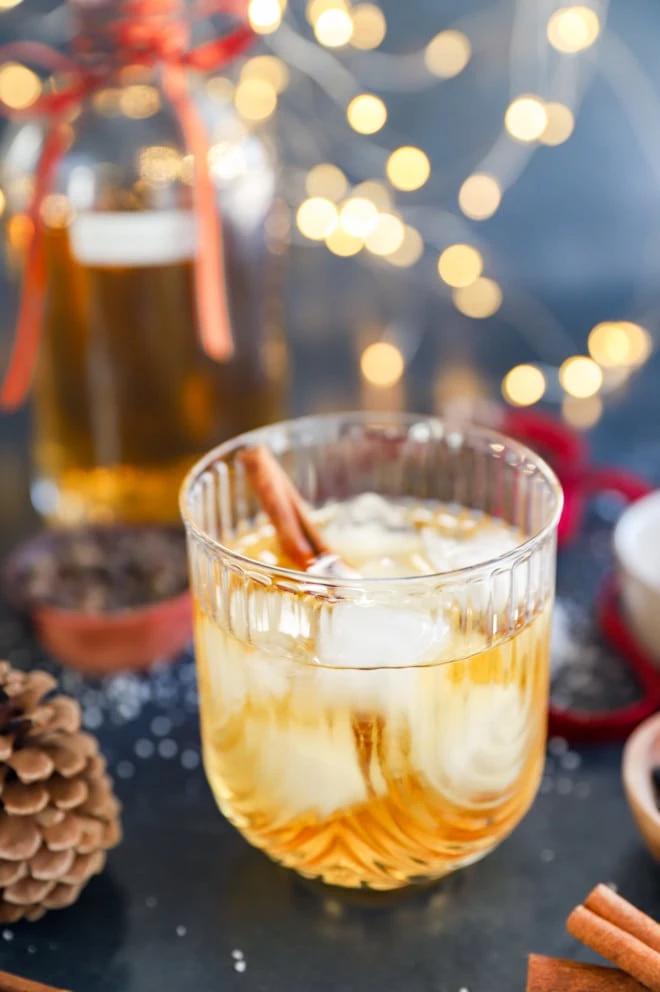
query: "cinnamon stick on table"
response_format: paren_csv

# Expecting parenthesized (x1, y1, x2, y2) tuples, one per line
(527, 954, 646, 991)
(0, 971, 69, 992)
(567, 886, 660, 992)
(584, 884, 660, 954)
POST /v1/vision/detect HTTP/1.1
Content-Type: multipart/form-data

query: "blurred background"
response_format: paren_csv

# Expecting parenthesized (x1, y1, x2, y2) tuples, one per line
(1, 0, 660, 532)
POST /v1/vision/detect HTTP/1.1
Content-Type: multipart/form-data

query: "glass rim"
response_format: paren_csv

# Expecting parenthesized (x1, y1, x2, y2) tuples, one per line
(179, 411, 564, 590)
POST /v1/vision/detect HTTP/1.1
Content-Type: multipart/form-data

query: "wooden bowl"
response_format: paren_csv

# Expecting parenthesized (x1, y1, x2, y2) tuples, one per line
(2, 527, 193, 675)
(622, 712, 660, 861)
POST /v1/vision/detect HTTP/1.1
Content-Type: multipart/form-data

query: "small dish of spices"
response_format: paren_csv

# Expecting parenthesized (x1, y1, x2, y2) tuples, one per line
(1, 526, 192, 674)
(622, 711, 660, 862)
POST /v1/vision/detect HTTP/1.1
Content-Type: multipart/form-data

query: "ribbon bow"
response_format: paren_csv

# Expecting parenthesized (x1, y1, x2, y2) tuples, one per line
(0, 0, 255, 411)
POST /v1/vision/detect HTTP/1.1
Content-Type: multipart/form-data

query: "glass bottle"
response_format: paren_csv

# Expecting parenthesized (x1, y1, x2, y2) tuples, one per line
(0, 6, 288, 525)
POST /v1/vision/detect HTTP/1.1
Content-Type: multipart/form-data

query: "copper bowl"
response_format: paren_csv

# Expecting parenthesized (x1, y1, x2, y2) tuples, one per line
(2, 527, 193, 675)
(622, 712, 660, 861)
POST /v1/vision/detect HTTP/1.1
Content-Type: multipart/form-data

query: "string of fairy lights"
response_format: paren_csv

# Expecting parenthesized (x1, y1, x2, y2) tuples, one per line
(0, 0, 656, 431)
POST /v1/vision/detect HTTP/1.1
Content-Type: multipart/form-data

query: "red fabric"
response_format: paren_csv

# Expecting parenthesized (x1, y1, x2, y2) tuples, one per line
(0, 0, 254, 410)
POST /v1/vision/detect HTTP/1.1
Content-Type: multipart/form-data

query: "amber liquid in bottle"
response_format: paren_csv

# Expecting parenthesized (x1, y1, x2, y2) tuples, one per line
(33, 214, 286, 524)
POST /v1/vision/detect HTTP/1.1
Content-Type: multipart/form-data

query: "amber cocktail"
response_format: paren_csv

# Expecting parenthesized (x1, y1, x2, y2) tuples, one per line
(181, 414, 562, 890)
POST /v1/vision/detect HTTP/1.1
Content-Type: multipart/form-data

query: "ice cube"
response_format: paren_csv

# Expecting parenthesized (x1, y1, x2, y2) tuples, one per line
(422, 522, 532, 617)
(359, 556, 421, 578)
(307, 601, 452, 719)
(323, 493, 421, 564)
(410, 682, 529, 800)
(318, 602, 450, 669)
(197, 614, 293, 718)
(241, 712, 385, 819)
(422, 522, 520, 572)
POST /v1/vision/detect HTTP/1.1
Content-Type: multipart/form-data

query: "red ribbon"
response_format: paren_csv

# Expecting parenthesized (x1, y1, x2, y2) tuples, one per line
(0, 0, 255, 410)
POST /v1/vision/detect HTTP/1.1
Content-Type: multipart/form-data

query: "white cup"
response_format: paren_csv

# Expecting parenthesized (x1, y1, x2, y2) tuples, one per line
(613, 490, 660, 665)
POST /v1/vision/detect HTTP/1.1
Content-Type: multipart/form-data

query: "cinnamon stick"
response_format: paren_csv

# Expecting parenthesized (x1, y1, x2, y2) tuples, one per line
(527, 954, 646, 991)
(237, 446, 358, 578)
(0, 971, 69, 992)
(585, 885, 660, 955)
(238, 446, 331, 569)
(567, 905, 660, 991)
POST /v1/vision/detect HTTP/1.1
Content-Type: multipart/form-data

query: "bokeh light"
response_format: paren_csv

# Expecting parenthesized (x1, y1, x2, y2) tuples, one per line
(453, 277, 502, 318)
(364, 213, 405, 256)
(353, 180, 391, 211)
(306, 0, 348, 24)
(120, 84, 161, 120)
(6, 214, 33, 266)
(588, 322, 632, 368)
(351, 4, 387, 49)
(306, 163, 348, 201)
(0, 0, 24, 8)
(616, 321, 653, 366)
(325, 227, 363, 256)
(502, 365, 546, 407)
(458, 173, 501, 220)
(241, 55, 289, 94)
(248, 0, 283, 33)
(561, 395, 603, 429)
(361, 342, 405, 387)
(547, 5, 600, 54)
(92, 88, 121, 116)
(540, 102, 575, 146)
(296, 197, 338, 240)
(386, 147, 431, 191)
(347, 93, 387, 134)
(588, 321, 653, 369)
(40, 193, 73, 228)
(0, 188, 5, 217)
(139, 145, 182, 184)
(559, 356, 603, 398)
(424, 30, 472, 78)
(437, 244, 483, 288)
(339, 197, 379, 238)
(505, 96, 548, 143)
(315, 8, 353, 46)
(0, 63, 41, 110)
(234, 78, 277, 121)
(208, 141, 248, 182)
(206, 77, 234, 102)
(386, 225, 424, 267)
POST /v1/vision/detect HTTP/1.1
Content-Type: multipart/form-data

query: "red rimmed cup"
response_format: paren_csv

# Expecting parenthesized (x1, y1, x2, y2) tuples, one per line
(2, 527, 192, 675)
(547, 471, 658, 743)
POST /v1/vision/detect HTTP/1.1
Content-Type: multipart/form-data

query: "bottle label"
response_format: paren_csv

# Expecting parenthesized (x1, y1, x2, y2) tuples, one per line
(70, 210, 197, 267)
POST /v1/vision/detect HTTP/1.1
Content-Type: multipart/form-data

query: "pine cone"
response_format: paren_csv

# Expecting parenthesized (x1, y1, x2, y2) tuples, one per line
(0, 661, 122, 923)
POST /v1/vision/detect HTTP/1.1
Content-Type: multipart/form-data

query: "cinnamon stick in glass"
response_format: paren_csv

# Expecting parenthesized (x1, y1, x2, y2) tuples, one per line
(237, 446, 358, 578)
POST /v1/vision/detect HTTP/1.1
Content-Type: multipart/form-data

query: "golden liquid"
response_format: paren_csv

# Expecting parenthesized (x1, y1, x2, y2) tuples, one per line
(33, 223, 286, 524)
(194, 503, 551, 890)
